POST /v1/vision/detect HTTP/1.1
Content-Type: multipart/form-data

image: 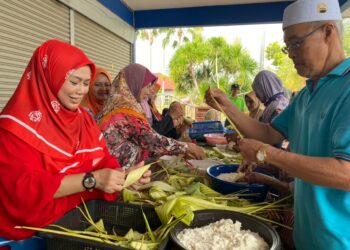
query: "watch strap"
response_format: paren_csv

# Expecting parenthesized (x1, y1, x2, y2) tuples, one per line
(82, 172, 96, 192)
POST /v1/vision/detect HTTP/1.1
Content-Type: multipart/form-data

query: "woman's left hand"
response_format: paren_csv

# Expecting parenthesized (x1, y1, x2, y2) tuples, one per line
(127, 161, 152, 190)
(237, 138, 264, 163)
(186, 143, 206, 160)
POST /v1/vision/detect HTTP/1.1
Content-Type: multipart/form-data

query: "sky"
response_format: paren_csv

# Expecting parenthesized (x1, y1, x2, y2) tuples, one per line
(135, 23, 284, 75)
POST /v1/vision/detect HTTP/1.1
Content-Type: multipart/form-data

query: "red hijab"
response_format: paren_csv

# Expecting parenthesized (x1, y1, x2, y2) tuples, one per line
(81, 67, 112, 116)
(0, 40, 106, 173)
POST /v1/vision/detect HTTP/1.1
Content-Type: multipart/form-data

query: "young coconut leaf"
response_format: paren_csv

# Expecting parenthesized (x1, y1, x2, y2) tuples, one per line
(124, 162, 155, 188)
(137, 181, 176, 192)
(209, 88, 244, 138)
(142, 207, 156, 243)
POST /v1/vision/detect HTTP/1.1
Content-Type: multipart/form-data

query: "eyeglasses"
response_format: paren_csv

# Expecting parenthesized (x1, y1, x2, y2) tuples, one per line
(282, 25, 324, 54)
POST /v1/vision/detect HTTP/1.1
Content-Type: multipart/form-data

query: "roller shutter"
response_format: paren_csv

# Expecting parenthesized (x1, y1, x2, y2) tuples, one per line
(0, 0, 70, 110)
(74, 11, 132, 79)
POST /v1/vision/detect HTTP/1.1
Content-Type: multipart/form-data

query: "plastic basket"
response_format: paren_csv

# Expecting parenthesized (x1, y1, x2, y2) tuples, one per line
(0, 237, 45, 250)
(189, 121, 224, 141)
(40, 200, 167, 250)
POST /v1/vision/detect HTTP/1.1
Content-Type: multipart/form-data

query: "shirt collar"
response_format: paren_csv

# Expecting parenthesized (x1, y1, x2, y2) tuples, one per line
(327, 58, 350, 76)
(306, 58, 350, 93)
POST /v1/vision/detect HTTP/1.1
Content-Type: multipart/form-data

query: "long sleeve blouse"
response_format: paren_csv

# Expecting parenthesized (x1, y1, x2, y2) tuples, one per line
(100, 113, 188, 169)
(0, 129, 120, 240)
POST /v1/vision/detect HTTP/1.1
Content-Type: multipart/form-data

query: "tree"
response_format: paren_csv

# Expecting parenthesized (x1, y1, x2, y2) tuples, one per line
(137, 29, 160, 70)
(159, 28, 203, 71)
(265, 42, 304, 91)
(206, 37, 228, 87)
(265, 42, 284, 67)
(169, 36, 208, 96)
(160, 27, 203, 49)
(169, 36, 257, 103)
(223, 41, 258, 93)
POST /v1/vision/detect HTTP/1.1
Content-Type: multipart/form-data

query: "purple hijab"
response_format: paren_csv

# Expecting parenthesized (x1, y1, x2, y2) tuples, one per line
(252, 70, 289, 123)
(122, 63, 157, 101)
(122, 64, 157, 125)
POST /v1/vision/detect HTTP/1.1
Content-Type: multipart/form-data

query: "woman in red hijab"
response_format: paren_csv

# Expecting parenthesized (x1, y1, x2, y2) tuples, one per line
(81, 67, 112, 119)
(0, 40, 150, 240)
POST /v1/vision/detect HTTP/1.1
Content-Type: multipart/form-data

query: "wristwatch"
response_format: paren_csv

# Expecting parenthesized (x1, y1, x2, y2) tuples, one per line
(256, 144, 269, 163)
(82, 172, 96, 192)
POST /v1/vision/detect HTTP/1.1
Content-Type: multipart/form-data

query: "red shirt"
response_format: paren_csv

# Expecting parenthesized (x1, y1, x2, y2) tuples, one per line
(0, 129, 120, 240)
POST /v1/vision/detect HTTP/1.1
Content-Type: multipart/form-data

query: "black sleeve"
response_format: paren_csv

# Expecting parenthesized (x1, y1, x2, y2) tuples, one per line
(270, 110, 281, 122)
(151, 114, 175, 136)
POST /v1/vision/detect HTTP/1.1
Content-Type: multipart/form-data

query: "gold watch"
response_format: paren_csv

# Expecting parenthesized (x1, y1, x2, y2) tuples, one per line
(256, 144, 269, 163)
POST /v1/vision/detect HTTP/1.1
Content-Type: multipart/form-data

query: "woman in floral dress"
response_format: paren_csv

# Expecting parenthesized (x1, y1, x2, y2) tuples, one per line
(97, 63, 204, 169)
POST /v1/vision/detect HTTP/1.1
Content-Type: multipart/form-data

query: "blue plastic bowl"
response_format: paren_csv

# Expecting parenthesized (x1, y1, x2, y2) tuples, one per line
(207, 164, 270, 202)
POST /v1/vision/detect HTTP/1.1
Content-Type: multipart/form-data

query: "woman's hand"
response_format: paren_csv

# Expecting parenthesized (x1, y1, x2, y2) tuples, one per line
(186, 143, 205, 160)
(127, 161, 152, 190)
(173, 116, 184, 128)
(93, 168, 126, 193)
(169, 105, 184, 120)
(205, 88, 232, 111)
(176, 120, 191, 134)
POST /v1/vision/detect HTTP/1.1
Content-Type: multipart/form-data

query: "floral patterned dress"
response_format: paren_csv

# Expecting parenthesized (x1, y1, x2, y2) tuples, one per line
(101, 112, 187, 169)
(97, 70, 188, 169)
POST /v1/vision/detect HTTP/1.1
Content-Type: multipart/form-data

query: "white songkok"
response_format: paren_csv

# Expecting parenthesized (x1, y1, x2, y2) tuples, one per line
(283, 0, 342, 30)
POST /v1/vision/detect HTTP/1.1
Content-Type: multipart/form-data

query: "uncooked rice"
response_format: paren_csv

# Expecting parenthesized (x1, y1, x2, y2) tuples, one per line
(217, 172, 245, 182)
(177, 218, 269, 250)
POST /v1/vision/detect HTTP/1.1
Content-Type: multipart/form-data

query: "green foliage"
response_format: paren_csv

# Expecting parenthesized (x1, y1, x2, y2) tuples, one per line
(159, 27, 203, 49)
(169, 36, 258, 103)
(265, 42, 284, 66)
(170, 36, 209, 94)
(137, 29, 160, 45)
(137, 29, 162, 69)
(265, 42, 304, 91)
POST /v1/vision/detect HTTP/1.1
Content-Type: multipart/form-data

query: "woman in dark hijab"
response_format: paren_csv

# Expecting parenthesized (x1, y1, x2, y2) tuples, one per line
(252, 70, 289, 123)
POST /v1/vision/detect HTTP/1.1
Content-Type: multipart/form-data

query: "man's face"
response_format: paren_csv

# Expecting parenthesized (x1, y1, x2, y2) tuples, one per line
(231, 89, 240, 97)
(283, 22, 328, 79)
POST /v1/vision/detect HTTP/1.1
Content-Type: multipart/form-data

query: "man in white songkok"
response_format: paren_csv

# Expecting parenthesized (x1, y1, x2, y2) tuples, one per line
(205, 1, 349, 249)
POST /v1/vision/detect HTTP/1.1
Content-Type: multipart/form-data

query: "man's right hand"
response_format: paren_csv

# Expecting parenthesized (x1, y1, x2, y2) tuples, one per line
(205, 88, 232, 111)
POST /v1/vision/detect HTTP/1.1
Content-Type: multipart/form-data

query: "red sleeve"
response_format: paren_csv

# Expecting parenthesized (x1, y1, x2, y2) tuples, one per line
(0, 129, 119, 240)
(90, 146, 121, 201)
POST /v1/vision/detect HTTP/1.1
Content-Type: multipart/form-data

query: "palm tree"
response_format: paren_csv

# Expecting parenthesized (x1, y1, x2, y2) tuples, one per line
(137, 29, 160, 70)
(169, 37, 258, 102)
(159, 28, 203, 71)
(169, 35, 208, 95)
(207, 37, 228, 88)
